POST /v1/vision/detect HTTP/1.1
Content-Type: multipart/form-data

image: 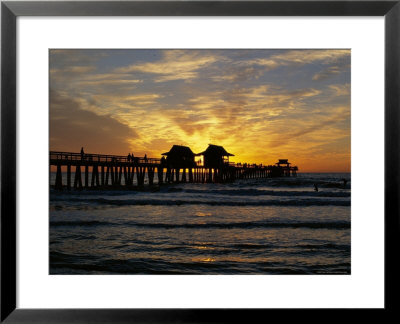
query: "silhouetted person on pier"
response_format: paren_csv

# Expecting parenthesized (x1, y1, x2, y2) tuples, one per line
(342, 178, 348, 188)
(128, 153, 131, 162)
(161, 156, 166, 166)
(144, 154, 148, 163)
(80, 147, 84, 160)
(314, 183, 319, 192)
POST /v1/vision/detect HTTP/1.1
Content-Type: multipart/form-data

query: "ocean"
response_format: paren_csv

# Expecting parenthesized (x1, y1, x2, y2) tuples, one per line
(49, 172, 350, 274)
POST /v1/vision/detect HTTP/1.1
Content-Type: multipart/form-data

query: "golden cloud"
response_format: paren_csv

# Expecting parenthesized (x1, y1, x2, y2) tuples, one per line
(114, 50, 220, 82)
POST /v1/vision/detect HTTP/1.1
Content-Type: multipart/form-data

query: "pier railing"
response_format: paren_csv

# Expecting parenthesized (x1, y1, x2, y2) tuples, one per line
(50, 151, 282, 169)
(50, 151, 160, 164)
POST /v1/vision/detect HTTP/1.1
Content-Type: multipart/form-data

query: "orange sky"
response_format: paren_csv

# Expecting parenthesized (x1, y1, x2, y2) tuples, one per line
(50, 49, 350, 172)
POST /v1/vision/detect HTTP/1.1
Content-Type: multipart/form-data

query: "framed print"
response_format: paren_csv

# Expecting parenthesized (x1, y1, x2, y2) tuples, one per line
(1, 0, 399, 322)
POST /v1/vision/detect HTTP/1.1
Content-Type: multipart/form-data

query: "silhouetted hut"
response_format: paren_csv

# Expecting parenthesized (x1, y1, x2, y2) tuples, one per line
(272, 159, 292, 177)
(162, 145, 196, 168)
(275, 159, 291, 167)
(197, 144, 234, 168)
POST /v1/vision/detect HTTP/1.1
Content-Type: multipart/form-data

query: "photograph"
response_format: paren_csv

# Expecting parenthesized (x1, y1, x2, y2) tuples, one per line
(49, 49, 351, 275)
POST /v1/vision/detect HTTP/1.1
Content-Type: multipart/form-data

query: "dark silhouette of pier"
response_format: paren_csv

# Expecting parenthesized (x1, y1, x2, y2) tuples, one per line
(50, 147, 298, 190)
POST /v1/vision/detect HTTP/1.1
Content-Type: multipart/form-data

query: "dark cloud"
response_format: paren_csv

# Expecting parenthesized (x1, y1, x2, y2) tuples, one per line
(50, 49, 107, 66)
(50, 90, 139, 154)
(312, 58, 351, 82)
(312, 66, 341, 81)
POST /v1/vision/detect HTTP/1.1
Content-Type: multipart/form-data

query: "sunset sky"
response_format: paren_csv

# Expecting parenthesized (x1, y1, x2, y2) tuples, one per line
(50, 49, 350, 172)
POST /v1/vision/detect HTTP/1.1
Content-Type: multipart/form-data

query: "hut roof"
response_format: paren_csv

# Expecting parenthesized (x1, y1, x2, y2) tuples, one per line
(162, 145, 194, 157)
(197, 144, 234, 156)
(276, 159, 291, 165)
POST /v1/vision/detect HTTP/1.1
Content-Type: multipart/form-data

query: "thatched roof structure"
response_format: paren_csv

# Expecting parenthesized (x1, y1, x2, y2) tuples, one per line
(162, 145, 196, 168)
(276, 159, 291, 165)
(162, 145, 195, 158)
(196, 144, 234, 157)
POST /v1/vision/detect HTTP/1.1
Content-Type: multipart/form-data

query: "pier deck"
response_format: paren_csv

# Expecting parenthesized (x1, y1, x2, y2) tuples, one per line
(50, 151, 298, 190)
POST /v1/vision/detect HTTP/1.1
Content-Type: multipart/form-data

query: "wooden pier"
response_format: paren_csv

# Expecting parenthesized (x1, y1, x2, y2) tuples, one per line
(50, 151, 298, 190)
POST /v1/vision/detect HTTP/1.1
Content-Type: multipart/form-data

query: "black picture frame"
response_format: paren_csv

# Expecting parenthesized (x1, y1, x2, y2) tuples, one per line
(1, 0, 399, 322)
